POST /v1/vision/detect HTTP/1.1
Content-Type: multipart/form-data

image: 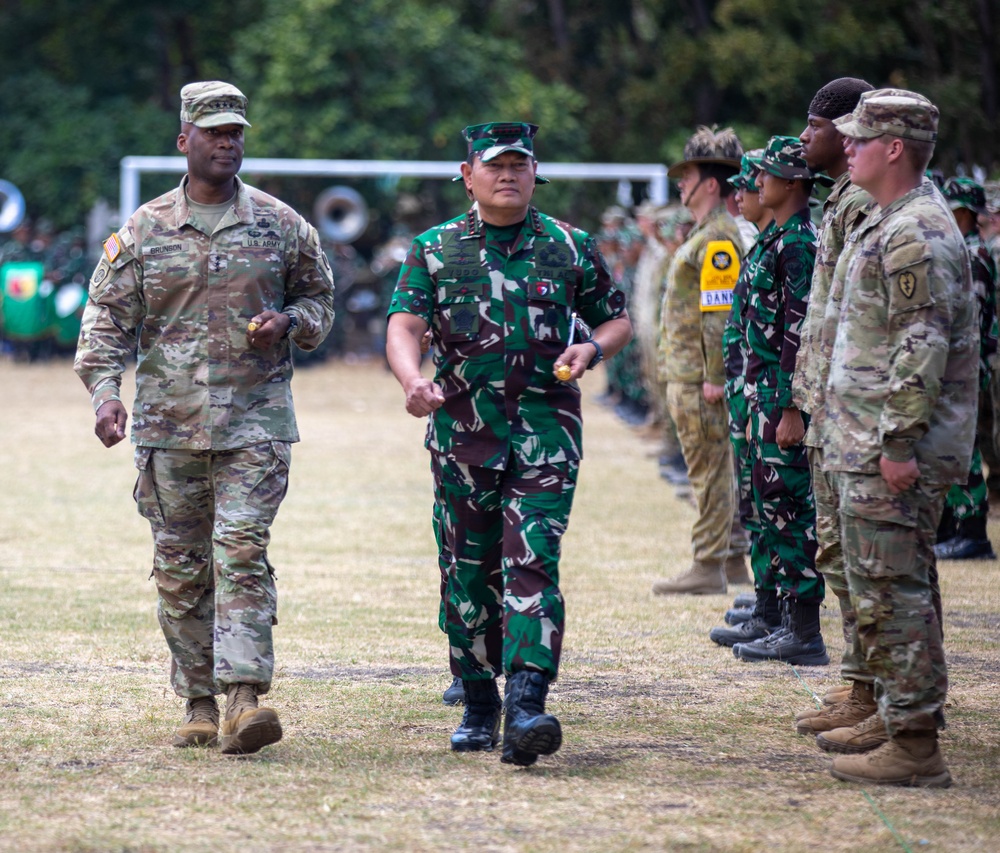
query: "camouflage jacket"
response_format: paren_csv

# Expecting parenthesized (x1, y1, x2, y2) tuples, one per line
(792, 173, 872, 447)
(744, 208, 817, 406)
(387, 204, 626, 470)
(822, 180, 979, 484)
(658, 205, 742, 386)
(724, 221, 772, 430)
(74, 177, 335, 450)
(964, 230, 998, 390)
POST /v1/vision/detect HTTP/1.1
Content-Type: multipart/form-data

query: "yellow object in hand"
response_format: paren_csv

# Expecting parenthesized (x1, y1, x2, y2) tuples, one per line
(555, 364, 572, 381)
(247, 321, 259, 332)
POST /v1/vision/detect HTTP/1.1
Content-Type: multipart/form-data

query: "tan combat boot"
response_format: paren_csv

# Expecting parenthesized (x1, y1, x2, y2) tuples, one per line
(816, 712, 888, 754)
(172, 695, 220, 747)
(795, 683, 856, 722)
(724, 554, 751, 585)
(219, 683, 283, 755)
(652, 561, 727, 596)
(831, 731, 951, 788)
(795, 681, 876, 734)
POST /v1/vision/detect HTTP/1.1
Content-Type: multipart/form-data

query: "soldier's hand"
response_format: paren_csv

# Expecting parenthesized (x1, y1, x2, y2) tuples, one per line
(420, 330, 432, 355)
(404, 377, 445, 417)
(95, 400, 128, 448)
(554, 342, 596, 382)
(702, 382, 724, 404)
(247, 310, 290, 350)
(880, 456, 920, 494)
(776, 407, 805, 448)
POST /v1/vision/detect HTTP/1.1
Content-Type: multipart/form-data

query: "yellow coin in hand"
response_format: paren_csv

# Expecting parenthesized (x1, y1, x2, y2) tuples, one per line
(247, 322, 259, 332)
(555, 364, 572, 381)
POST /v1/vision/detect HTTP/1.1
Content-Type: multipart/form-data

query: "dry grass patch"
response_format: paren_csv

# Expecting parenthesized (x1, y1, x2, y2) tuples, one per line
(1, 356, 998, 852)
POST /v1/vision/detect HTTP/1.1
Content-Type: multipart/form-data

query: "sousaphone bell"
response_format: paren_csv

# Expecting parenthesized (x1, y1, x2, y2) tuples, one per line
(313, 186, 369, 244)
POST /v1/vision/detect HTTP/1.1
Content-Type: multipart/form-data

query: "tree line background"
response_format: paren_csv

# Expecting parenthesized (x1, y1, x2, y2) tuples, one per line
(1, 0, 998, 232)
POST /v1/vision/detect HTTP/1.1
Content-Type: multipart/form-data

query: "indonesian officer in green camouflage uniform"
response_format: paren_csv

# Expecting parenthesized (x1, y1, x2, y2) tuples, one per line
(791, 78, 879, 738)
(652, 127, 744, 596)
(74, 82, 335, 755)
(710, 150, 779, 647)
(934, 177, 998, 560)
(386, 122, 631, 766)
(818, 90, 978, 788)
(724, 137, 826, 666)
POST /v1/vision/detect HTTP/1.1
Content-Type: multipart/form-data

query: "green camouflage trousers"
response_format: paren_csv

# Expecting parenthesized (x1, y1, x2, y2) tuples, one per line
(431, 452, 578, 681)
(833, 471, 947, 735)
(749, 405, 821, 602)
(728, 394, 767, 586)
(134, 442, 288, 698)
(667, 382, 733, 565)
(809, 447, 869, 683)
(943, 444, 986, 521)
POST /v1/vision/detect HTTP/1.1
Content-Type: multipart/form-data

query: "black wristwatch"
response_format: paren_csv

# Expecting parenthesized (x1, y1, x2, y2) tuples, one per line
(283, 313, 299, 338)
(586, 339, 604, 370)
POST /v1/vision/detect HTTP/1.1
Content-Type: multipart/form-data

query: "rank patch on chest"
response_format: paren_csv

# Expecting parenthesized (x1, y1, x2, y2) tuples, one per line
(898, 271, 916, 299)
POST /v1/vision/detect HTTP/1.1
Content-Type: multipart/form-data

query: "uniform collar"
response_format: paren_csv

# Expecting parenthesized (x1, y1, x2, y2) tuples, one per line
(175, 175, 252, 231)
(461, 202, 545, 240)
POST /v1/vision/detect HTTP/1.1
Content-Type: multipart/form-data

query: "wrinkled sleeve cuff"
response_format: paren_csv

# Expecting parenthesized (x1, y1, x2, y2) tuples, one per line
(881, 437, 915, 463)
(91, 380, 122, 414)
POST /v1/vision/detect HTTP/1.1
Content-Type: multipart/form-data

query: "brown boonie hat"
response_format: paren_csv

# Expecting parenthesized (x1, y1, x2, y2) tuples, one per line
(180, 81, 251, 128)
(834, 88, 937, 142)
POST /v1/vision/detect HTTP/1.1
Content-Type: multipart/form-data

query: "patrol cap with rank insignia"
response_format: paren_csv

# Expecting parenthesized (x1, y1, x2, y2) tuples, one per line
(460, 122, 549, 184)
(180, 81, 251, 129)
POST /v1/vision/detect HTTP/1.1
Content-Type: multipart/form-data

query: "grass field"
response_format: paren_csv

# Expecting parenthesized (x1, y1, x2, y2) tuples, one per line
(1, 355, 998, 852)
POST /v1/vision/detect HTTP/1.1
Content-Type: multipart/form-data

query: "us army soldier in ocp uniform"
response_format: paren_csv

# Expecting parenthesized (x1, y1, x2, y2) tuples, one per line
(74, 81, 335, 755)
(386, 122, 630, 766)
(819, 89, 978, 787)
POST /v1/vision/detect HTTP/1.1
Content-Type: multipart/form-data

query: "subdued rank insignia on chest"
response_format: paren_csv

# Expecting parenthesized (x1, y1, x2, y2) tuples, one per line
(700, 240, 740, 312)
(898, 271, 916, 299)
(450, 305, 478, 335)
(103, 234, 122, 263)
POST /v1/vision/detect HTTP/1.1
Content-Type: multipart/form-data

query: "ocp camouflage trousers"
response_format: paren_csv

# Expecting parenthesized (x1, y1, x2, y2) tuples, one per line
(667, 382, 733, 564)
(833, 471, 947, 735)
(134, 442, 288, 698)
(809, 447, 869, 683)
(431, 452, 577, 681)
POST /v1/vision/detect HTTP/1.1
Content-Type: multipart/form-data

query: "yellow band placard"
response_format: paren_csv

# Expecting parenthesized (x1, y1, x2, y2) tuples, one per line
(700, 240, 739, 311)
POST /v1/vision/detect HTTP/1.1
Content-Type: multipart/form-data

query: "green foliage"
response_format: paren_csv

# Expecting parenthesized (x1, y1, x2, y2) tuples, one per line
(0, 0, 998, 229)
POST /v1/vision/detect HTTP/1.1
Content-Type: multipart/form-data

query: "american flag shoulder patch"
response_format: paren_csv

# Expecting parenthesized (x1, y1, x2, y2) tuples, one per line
(104, 234, 122, 263)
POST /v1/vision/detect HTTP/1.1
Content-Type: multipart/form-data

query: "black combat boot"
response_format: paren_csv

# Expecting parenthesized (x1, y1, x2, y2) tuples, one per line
(501, 670, 562, 766)
(442, 676, 464, 706)
(733, 598, 829, 665)
(710, 587, 781, 647)
(450, 678, 502, 752)
(934, 513, 996, 560)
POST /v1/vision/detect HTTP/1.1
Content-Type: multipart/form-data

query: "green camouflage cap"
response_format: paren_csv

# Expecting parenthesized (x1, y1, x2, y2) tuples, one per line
(728, 148, 765, 192)
(457, 121, 549, 184)
(180, 81, 251, 128)
(942, 176, 988, 215)
(759, 135, 816, 181)
(834, 88, 937, 142)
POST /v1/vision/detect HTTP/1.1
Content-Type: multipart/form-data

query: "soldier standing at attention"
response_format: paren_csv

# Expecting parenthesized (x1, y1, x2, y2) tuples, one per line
(385, 122, 631, 765)
(790, 78, 879, 736)
(820, 89, 978, 787)
(933, 177, 998, 561)
(74, 82, 335, 754)
(724, 137, 825, 666)
(709, 150, 780, 647)
(652, 127, 745, 596)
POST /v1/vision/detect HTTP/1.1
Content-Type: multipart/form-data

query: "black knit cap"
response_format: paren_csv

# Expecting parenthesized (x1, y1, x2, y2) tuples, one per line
(808, 77, 875, 121)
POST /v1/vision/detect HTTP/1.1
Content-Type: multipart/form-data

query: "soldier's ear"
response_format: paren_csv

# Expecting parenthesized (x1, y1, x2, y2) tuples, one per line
(177, 133, 188, 155)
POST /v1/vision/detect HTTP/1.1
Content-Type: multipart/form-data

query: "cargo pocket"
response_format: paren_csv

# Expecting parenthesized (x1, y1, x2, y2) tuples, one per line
(246, 441, 292, 514)
(133, 446, 164, 526)
(527, 277, 572, 342)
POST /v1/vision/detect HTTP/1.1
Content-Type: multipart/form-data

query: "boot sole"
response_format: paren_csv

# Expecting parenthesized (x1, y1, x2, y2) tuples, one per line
(220, 714, 283, 755)
(451, 738, 498, 752)
(501, 717, 562, 766)
(171, 732, 218, 748)
(816, 734, 886, 754)
(733, 647, 830, 666)
(830, 766, 952, 788)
